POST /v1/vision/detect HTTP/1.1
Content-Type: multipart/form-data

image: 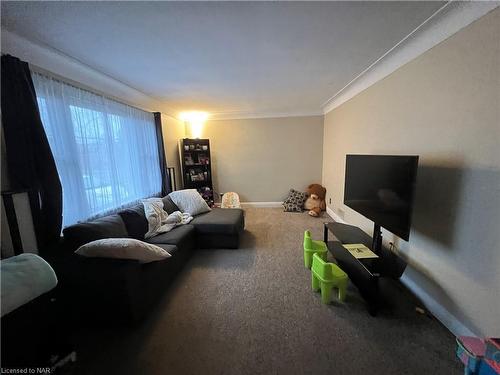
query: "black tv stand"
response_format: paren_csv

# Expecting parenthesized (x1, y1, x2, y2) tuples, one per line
(323, 222, 407, 315)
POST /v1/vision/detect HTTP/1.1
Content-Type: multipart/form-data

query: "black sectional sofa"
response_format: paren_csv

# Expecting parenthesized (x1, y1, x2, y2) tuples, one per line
(48, 195, 245, 322)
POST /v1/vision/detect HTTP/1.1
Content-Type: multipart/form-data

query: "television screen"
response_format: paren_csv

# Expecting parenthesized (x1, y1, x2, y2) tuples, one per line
(344, 155, 419, 241)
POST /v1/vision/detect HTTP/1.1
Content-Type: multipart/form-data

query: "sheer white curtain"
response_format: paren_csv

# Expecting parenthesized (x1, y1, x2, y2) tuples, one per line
(32, 72, 162, 227)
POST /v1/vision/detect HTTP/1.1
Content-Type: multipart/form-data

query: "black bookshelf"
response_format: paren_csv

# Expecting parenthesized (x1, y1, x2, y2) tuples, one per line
(179, 138, 214, 206)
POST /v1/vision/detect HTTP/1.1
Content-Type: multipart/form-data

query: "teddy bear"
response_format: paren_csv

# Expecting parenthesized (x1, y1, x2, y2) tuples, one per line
(304, 184, 327, 217)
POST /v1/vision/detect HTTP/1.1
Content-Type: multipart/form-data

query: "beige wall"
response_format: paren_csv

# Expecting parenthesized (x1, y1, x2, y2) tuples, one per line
(187, 116, 324, 202)
(322, 8, 500, 336)
(161, 114, 186, 190)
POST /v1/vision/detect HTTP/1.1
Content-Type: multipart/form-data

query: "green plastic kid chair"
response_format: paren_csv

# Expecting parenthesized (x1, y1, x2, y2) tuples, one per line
(303, 230, 328, 269)
(311, 253, 349, 303)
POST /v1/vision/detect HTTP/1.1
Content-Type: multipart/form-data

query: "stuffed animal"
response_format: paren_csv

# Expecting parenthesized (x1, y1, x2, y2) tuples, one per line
(304, 184, 327, 217)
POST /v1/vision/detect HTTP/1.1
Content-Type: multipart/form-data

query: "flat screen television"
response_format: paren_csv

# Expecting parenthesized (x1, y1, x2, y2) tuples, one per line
(344, 154, 419, 251)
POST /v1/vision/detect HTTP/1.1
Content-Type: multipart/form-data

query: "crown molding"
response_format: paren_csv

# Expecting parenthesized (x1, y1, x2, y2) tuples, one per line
(5, 1, 496, 122)
(322, 1, 499, 114)
(207, 110, 323, 121)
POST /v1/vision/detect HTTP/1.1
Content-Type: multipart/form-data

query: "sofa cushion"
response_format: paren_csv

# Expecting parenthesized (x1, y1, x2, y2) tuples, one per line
(146, 224, 196, 248)
(162, 196, 181, 215)
(63, 214, 128, 251)
(118, 204, 148, 240)
(190, 208, 244, 235)
(283, 189, 307, 212)
(118, 197, 179, 240)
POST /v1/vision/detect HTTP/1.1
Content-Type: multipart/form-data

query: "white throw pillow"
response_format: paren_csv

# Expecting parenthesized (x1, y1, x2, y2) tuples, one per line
(142, 198, 169, 239)
(75, 238, 171, 263)
(168, 189, 211, 216)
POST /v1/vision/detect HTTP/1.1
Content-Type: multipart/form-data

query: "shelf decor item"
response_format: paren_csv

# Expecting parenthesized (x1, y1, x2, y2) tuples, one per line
(179, 138, 214, 207)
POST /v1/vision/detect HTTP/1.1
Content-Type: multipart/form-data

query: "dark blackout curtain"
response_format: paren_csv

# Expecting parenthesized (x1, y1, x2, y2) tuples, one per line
(153, 112, 171, 196)
(1, 54, 63, 250)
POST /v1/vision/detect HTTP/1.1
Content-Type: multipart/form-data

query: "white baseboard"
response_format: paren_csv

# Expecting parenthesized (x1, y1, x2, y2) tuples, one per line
(324, 206, 475, 336)
(240, 202, 283, 208)
(326, 206, 346, 223)
(400, 273, 476, 336)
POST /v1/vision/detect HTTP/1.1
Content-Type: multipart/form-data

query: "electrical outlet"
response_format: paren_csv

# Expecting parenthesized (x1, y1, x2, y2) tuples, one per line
(389, 241, 398, 252)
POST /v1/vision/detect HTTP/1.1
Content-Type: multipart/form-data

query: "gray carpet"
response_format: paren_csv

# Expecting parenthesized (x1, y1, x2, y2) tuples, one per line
(73, 208, 462, 375)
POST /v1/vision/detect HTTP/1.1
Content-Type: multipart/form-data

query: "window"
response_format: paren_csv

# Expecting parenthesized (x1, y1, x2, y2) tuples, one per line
(32, 72, 162, 227)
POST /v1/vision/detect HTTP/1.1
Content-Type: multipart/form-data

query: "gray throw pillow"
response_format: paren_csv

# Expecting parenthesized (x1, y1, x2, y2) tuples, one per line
(168, 189, 211, 216)
(283, 189, 307, 212)
(75, 238, 171, 263)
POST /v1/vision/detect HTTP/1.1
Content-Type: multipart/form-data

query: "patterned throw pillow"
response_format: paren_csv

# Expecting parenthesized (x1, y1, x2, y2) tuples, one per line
(283, 189, 307, 212)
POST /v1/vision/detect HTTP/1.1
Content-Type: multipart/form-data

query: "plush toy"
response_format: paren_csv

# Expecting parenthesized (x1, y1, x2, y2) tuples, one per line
(304, 184, 327, 217)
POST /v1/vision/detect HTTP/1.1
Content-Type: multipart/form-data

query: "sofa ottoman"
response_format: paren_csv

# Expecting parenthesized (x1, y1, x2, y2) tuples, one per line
(190, 208, 245, 249)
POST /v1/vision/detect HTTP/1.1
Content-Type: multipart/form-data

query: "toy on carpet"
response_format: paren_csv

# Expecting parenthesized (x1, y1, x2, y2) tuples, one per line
(221, 192, 241, 208)
(303, 230, 328, 269)
(456, 336, 500, 375)
(304, 184, 327, 217)
(311, 253, 349, 303)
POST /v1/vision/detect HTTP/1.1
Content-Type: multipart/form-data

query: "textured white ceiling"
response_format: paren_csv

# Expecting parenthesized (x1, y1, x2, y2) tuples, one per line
(1, 1, 445, 118)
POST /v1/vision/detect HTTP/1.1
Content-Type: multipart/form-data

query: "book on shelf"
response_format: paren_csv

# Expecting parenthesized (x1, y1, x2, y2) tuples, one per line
(342, 243, 379, 259)
(198, 155, 210, 164)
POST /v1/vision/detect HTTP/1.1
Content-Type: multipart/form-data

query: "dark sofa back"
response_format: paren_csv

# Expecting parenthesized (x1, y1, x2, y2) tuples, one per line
(117, 196, 180, 240)
(62, 196, 181, 250)
(162, 196, 180, 215)
(62, 214, 128, 252)
(118, 205, 148, 240)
